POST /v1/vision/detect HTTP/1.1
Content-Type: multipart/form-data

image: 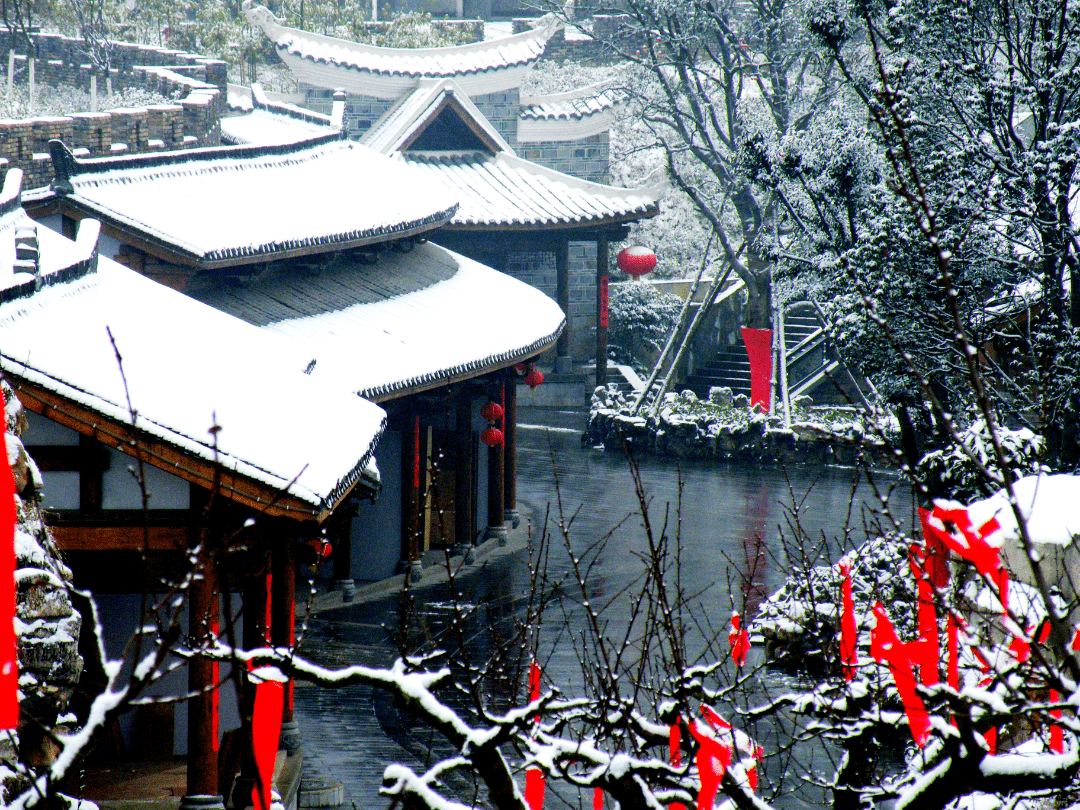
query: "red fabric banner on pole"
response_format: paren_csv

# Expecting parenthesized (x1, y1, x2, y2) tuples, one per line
(728, 612, 750, 667)
(838, 558, 857, 681)
(249, 663, 284, 810)
(740, 328, 772, 413)
(526, 661, 545, 810)
(669, 721, 684, 810)
(0, 393, 17, 730)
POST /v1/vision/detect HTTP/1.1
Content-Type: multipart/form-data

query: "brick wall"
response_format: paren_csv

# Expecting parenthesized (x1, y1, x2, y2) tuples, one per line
(503, 242, 597, 361)
(473, 89, 519, 148)
(0, 27, 225, 189)
(0, 28, 227, 110)
(303, 88, 393, 139)
(511, 14, 634, 65)
(518, 132, 608, 183)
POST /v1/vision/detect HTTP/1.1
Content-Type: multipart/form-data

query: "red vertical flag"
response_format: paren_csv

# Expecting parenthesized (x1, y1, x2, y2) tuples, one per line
(0, 392, 18, 729)
(525, 660, 545, 810)
(838, 558, 857, 680)
(249, 663, 284, 810)
(669, 721, 684, 810)
(740, 328, 773, 412)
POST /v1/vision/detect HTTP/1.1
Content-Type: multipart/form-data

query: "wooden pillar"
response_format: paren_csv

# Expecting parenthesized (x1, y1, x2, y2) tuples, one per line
(595, 234, 609, 390)
(503, 373, 519, 529)
(555, 237, 572, 374)
(454, 391, 474, 551)
(271, 540, 300, 752)
(401, 413, 423, 577)
(483, 381, 507, 545)
(185, 559, 220, 801)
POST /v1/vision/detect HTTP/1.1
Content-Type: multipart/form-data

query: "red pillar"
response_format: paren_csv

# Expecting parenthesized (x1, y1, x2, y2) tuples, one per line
(484, 381, 507, 545)
(401, 413, 423, 578)
(271, 539, 299, 752)
(503, 374, 519, 529)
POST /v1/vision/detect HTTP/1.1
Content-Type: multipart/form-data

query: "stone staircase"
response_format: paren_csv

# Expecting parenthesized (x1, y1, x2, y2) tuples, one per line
(683, 309, 832, 400)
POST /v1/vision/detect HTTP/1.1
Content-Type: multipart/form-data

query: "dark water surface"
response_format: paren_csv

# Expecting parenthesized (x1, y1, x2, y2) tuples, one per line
(294, 413, 914, 809)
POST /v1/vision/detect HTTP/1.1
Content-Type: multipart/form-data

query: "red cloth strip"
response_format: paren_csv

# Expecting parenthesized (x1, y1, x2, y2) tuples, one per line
(0, 393, 18, 730)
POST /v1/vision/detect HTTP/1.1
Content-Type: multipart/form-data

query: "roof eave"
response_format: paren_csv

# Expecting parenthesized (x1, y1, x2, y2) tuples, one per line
(56, 196, 459, 270)
(364, 322, 564, 403)
(441, 205, 661, 233)
(6, 371, 369, 522)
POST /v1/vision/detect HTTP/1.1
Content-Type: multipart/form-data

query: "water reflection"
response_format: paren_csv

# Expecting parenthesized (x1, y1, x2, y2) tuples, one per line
(295, 419, 914, 810)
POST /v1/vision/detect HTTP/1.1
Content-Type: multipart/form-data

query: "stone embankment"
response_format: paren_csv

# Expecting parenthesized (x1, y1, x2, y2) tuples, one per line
(0, 378, 82, 794)
(585, 385, 893, 467)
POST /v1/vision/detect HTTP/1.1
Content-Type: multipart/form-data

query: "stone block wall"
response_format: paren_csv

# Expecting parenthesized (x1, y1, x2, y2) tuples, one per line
(511, 14, 634, 65)
(0, 27, 225, 189)
(503, 242, 597, 361)
(303, 87, 393, 138)
(473, 89, 519, 148)
(518, 132, 608, 183)
(0, 28, 227, 110)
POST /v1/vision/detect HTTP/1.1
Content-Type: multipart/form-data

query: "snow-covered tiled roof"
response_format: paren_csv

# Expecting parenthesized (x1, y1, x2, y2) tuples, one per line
(0, 203, 386, 517)
(48, 136, 459, 268)
(400, 151, 662, 229)
(221, 108, 335, 146)
(518, 81, 617, 142)
(192, 241, 565, 401)
(363, 78, 512, 155)
(519, 83, 615, 120)
(242, 1, 558, 99)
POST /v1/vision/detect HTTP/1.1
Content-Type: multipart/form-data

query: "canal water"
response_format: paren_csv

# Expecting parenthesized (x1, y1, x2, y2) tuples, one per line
(293, 410, 915, 809)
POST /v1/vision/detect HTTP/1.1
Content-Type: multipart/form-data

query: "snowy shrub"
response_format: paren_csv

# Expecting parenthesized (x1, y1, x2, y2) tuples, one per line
(751, 534, 917, 675)
(607, 281, 682, 370)
(0, 84, 168, 118)
(916, 420, 1046, 502)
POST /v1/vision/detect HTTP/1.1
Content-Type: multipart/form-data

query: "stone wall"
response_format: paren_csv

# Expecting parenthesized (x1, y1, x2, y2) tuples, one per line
(303, 88, 393, 139)
(503, 242, 597, 362)
(511, 14, 635, 65)
(473, 88, 519, 147)
(0, 378, 82, 793)
(0, 27, 225, 189)
(518, 132, 608, 183)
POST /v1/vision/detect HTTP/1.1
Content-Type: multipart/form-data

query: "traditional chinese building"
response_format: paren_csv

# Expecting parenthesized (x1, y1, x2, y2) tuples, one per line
(0, 166, 387, 806)
(240, 3, 663, 374)
(28, 132, 564, 587)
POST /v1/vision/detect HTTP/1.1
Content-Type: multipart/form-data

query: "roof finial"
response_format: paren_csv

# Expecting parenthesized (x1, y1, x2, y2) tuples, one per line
(48, 140, 76, 196)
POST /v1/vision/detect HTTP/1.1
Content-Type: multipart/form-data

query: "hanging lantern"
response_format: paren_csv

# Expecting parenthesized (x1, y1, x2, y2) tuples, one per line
(305, 538, 333, 561)
(617, 246, 657, 278)
(481, 426, 504, 447)
(515, 362, 528, 374)
(480, 402, 504, 422)
(525, 368, 544, 389)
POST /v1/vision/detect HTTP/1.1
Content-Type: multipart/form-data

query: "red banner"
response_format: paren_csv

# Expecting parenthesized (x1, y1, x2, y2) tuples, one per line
(599, 276, 609, 328)
(740, 328, 772, 412)
(0, 393, 17, 730)
(249, 663, 284, 810)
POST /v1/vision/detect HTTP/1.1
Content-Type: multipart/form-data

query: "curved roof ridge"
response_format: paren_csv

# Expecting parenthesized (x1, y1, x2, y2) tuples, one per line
(520, 78, 616, 105)
(243, 1, 559, 77)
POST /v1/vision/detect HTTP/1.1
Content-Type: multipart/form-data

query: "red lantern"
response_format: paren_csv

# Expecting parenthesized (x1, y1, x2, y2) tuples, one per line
(480, 402, 504, 422)
(525, 368, 544, 389)
(515, 362, 528, 374)
(481, 426, 504, 447)
(305, 538, 333, 561)
(617, 246, 657, 278)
